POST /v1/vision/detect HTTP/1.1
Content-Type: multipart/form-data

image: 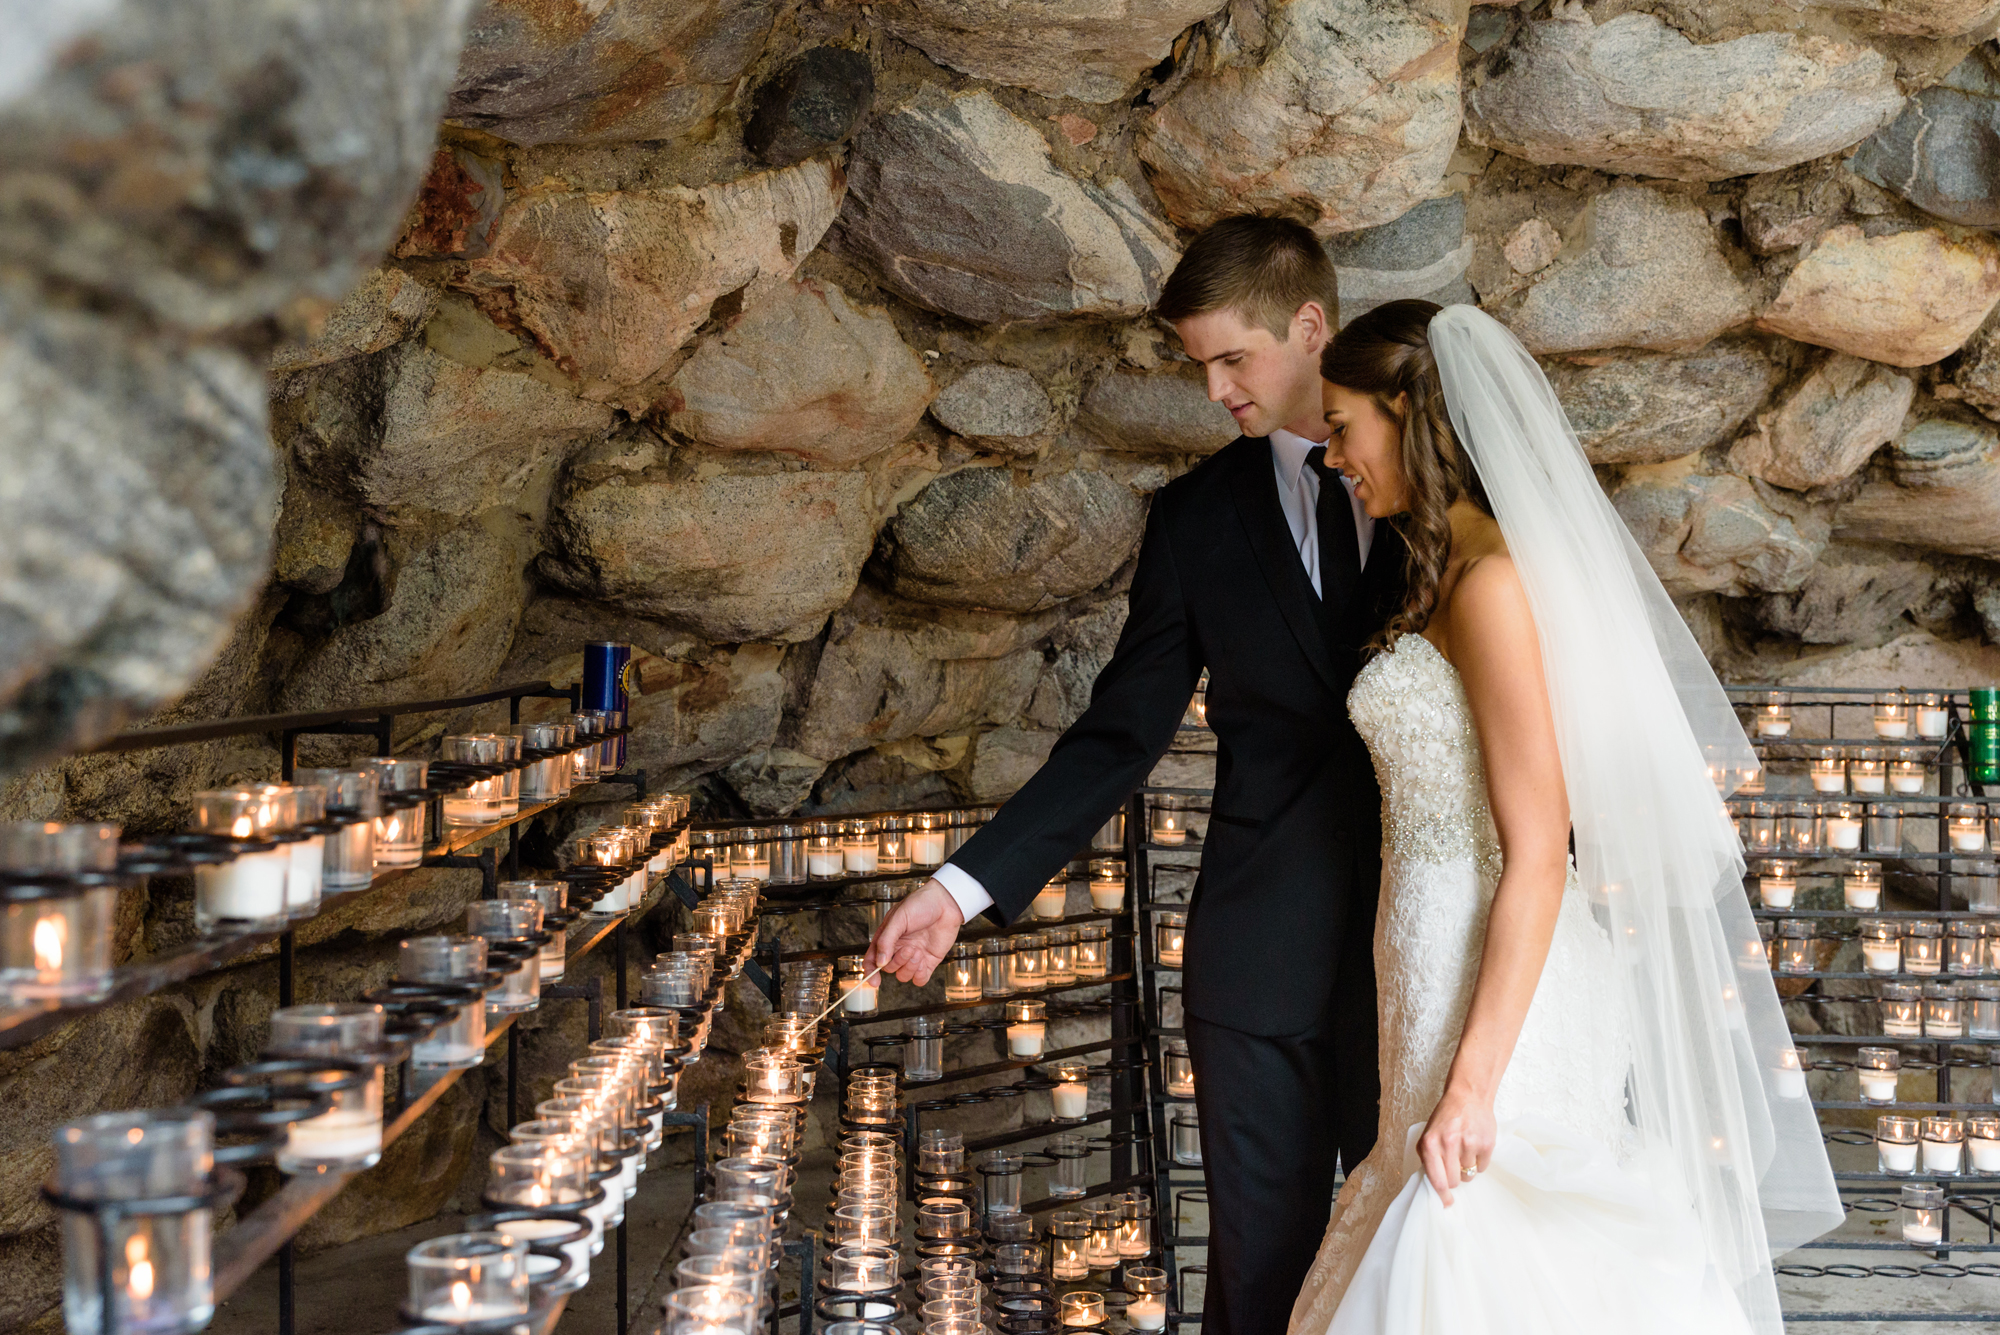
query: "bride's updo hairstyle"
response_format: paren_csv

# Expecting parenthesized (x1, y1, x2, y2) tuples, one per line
(1320, 298, 1491, 651)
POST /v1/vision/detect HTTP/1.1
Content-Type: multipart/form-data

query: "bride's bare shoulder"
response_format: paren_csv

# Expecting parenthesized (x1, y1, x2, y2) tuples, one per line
(1442, 522, 1534, 657)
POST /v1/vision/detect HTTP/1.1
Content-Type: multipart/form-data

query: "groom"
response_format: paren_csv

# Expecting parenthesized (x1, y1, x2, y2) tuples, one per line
(865, 214, 1404, 1335)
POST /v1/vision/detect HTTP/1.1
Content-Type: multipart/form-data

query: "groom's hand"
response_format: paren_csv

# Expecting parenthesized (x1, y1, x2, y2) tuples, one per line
(864, 879, 964, 985)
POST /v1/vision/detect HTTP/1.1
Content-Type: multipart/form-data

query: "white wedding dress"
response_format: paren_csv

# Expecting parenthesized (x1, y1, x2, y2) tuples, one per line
(1287, 632, 1758, 1335)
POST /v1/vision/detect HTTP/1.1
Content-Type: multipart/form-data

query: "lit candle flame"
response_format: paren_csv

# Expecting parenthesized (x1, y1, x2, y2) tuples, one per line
(450, 1280, 472, 1313)
(125, 1234, 154, 1300)
(232, 816, 254, 838)
(33, 915, 65, 972)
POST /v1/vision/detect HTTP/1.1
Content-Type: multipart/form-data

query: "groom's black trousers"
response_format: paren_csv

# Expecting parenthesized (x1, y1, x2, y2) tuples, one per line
(1183, 913, 1379, 1335)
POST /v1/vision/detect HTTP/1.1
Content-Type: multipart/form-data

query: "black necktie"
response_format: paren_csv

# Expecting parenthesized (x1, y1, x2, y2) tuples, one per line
(1305, 446, 1363, 621)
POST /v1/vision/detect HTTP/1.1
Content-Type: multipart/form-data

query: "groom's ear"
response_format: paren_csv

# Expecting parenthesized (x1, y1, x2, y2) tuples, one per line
(1294, 299, 1332, 354)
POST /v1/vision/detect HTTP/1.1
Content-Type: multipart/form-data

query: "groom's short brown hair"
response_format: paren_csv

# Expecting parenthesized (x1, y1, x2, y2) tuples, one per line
(1155, 213, 1340, 340)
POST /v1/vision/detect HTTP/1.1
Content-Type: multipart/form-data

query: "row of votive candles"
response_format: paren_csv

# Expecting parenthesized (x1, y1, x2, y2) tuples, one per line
(1730, 747, 1936, 798)
(659, 1104, 804, 1335)
(1738, 801, 1915, 856)
(1851, 981, 2000, 1038)
(1854, 1046, 2000, 1105)
(1746, 690, 1953, 739)
(692, 810, 995, 885)
(1873, 1113, 2000, 1176)
(934, 926, 1116, 1004)
(439, 712, 628, 825)
(1030, 861, 1131, 918)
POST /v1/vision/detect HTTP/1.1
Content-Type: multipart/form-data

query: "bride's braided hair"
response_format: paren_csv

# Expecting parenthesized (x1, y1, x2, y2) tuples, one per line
(1319, 299, 1491, 653)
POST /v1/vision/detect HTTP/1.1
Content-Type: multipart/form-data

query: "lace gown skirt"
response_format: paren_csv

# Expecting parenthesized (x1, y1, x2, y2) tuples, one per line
(1287, 635, 1754, 1335)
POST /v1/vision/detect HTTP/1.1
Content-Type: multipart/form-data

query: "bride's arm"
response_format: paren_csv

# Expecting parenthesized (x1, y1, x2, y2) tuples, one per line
(1417, 552, 1570, 1206)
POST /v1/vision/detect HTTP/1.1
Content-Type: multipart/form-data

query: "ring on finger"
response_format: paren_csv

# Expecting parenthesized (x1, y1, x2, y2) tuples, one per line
(1460, 1165, 1479, 1182)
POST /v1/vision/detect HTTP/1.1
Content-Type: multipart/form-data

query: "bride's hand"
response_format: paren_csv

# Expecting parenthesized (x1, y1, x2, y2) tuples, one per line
(1417, 1083, 1497, 1207)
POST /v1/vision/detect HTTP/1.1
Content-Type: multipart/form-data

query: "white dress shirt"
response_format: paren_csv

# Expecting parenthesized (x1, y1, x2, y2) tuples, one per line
(934, 433, 1373, 923)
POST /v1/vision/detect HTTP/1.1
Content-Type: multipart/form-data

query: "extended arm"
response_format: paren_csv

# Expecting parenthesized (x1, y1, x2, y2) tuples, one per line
(1418, 555, 1571, 1205)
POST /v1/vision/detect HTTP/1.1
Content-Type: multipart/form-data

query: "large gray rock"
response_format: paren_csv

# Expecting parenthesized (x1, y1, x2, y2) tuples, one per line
(744, 47, 876, 167)
(960, 725, 1060, 801)
(882, 466, 1147, 612)
(270, 268, 438, 373)
(1757, 222, 2000, 368)
(1739, 159, 1852, 255)
(1851, 50, 2000, 229)
(1075, 366, 1239, 455)
(1497, 184, 1755, 354)
(280, 520, 528, 709)
(1612, 470, 1825, 596)
(666, 280, 934, 467)
(1946, 311, 2000, 419)
(1027, 600, 1130, 731)
(1544, 340, 1782, 465)
(282, 342, 616, 523)
(1327, 195, 1474, 323)
(835, 88, 1179, 325)
(540, 442, 884, 643)
(1808, 0, 2000, 38)
(792, 588, 1060, 762)
(1463, 11, 1903, 181)
(1137, 0, 1464, 234)
(931, 366, 1058, 452)
(445, 0, 779, 146)
(1729, 354, 1915, 492)
(1752, 547, 1940, 644)
(466, 160, 845, 401)
(881, 0, 1228, 103)
(1836, 419, 2000, 556)
(722, 748, 830, 816)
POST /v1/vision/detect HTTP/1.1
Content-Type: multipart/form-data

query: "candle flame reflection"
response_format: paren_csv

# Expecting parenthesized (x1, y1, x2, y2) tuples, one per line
(450, 1281, 472, 1313)
(32, 915, 64, 972)
(232, 817, 254, 838)
(125, 1234, 154, 1300)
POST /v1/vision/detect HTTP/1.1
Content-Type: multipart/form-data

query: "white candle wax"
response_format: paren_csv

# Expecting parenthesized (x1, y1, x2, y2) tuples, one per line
(1007, 1022, 1046, 1056)
(1892, 771, 1926, 794)
(841, 982, 879, 1012)
(1129, 1298, 1167, 1331)
(1885, 1016, 1923, 1037)
(441, 797, 493, 824)
(1847, 886, 1882, 911)
(1854, 773, 1888, 794)
(1771, 1065, 1807, 1099)
(500, 1218, 591, 1275)
(1826, 819, 1862, 851)
(1879, 1139, 1919, 1172)
(735, 860, 769, 882)
(1923, 1139, 1964, 1174)
(1033, 888, 1068, 919)
(1811, 773, 1845, 794)
(287, 834, 325, 910)
(1053, 1257, 1090, 1281)
(1904, 1221, 1943, 1245)
(1760, 880, 1796, 908)
(415, 1038, 483, 1066)
(197, 847, 292, 920)
(1064, 1315, 1099, 1327)
(808, 850, 845, 876)
(1930, 1017, 1965, 1038)
(1972, 1137, 2000, 1173)
(1167, 1076, 1197, 1099)
(648, 849, 668, 872)
(1859, 1071, 1900, 1101)
(1153, 827, 1186, 847)
(1089, 884, 1125, 911)
(286, 1108, 382, 1161)
(421, 1302, 524, 1323)
(911, 832, 948, 865)
(1159, 943, 1184, 967)
(1877, 719, 1912, 739)
(1862, 943, 1901, 972)
(1918, 707, 1949, 737)
(1053, 1082, 1089, 1118)
(1954, 830, 1988, 852)
(944, 979, 982, 1003)
(844, 846, 878, 873)
(1757, 719, 1792, 737)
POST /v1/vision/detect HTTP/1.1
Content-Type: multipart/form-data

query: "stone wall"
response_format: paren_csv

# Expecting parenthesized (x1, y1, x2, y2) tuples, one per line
(14, 0, 2000, 1325)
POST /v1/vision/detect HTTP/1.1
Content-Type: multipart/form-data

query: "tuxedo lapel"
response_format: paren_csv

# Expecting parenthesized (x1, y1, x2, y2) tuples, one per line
(1225, 439, 1346, 696)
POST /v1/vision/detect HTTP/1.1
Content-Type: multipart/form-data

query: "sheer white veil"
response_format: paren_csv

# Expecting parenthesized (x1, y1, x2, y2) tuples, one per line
(1425, 305, 1842, 1330)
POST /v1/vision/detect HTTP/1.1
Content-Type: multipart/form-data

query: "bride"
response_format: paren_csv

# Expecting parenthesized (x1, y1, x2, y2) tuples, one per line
(1287, 302, 1842, 1335)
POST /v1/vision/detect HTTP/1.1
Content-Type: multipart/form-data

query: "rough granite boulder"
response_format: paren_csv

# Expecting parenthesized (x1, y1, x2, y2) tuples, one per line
(666, 280, 934, 468)
(1836, 419, 2000, 556)
(930, 366, 1059, 452)
(881, 466, 1147, 613)
(1136, 0, 1465, 234)
(1026, 600, 1130, 732)
(1851, 50, 2000, 229)
(1757, 222, 2000, 368)
(881, 0, 1228, 103)
(1544, 339, 1782, 466)
(1463, 11, 1903, 181)
(1498, 184, 1756, 354)
(1327, 195, 1474, 323)
(445, 0, 779, 146)
(1807, 0, 2000, 38)
(744, 47, 876, 167)
(1611, 469, 1825, 596)
(466, 160, 845, 401)
(835, 88, 1179, 325)
(1752, 547, 1940, 644)
(960, 725, 1061, 801)
(271, 269, 439, 373)
(1074, 366, 1239, 455)
(1729, 354, 1915, 492)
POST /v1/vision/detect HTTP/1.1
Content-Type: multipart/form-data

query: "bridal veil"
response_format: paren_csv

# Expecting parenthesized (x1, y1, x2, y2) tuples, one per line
(1425, 305, 1842, 1330)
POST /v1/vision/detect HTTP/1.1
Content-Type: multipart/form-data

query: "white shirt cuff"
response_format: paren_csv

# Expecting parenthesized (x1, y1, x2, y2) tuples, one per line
(932, 862, 995, 923)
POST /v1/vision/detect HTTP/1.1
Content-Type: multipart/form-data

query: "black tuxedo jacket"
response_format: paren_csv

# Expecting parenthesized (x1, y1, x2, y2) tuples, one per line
(950, 435, 1406, 1036)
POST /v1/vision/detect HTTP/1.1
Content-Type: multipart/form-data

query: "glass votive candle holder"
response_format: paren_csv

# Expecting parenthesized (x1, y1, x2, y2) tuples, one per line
(918, 1129, 966, 1176)
(1163, 1038, 1195, 1098)
(804, 820, 845, 880)
(917, 1201, 974, 1241)
(1952, 803, 1990, 853)
(1881, 983, 1924, 1038)
(1061, 1293, 1106, 1328)
(1877, 1114, 1920, 1174)
(1866, 803, 1902, 854)
(1088, 859, 1126, 911)
(1754, 691, 1792, 737)
(906, 1014, 945, 1083)
(1861, 920, 1901, 974)
(1011, 931, 1048, 991)
(1125, 1267, 1169, 1331)
(1744, 802, 1777, 853)
(441, 735, 508, 826)
(831, 1203, 899, 1247)
(1044, 1058, 1090, 1120)
(294, 768, 378, 890)
(1044, 926, 1077, 988)
(405, 1232, 529, 1324)
(842, 818, 880, 874)
(1075, 923, 1110, 979)
(1050, 1211, 1090, 1281)
(662, 1287, 756, 1335)
(1901, 1182, 1945, 1247)
(1091, 811, 1125, 853)
(1892, 749, 1929, 794)
(1771, 1046, 1807, 1100)
(1969, 1115, 2000, 1173)
(1821, 803, 1862, 853)
(1047, 1132, 1091, 1199)
(837, 957, 880, 1016)
(568, 712, 606, 784)
(981, 938, 1015, 999)
(1875, 690, 1912, 739)
(1911, 691, 1949, 739)
(674, 1253, 761, 1307)
(191, 789, 291, 932)
(1851, 748, 1889, 795)
(1006, 1000, 1047, 1058)
(267, 1002, 384, 1174)
(468, 900, 543, 1014)
(1031, 873, 1069, 921)
(1922, 1116, 1966, 1175)
(1906, 920, 1945, 975)
(1, 874, 116, 1004)
(1150, 795, 1188, 846)
(877, 816, 912, 876)
(1809, 748, 1846, 794)
(54, 1109, 215, 1335)
(982, 1151, 1025, 1216)
(1085, 1201, 1120, 1268)
(1846, 863, 1883, 912)
(1156, 910, 1187, 968)
(1170, 1110, 1202, 1166)
(1950, 922, 1987, 976)
(1774, 920, 1815, 974)
(274, 786, 326, 919)
(500, 881, 567, 982)
(1779, 802, 1817, 854)
(363, 758, 429, 868)
(486, 1142, 599, 1252)
(910, 811, 950, 869)
(1969, 861, 2000, 915)
(1926, 983, 1966, 1037)
(742, 1052, 807, 1106)
(1971, 982, 2000, 1038)
(1117, 1191, 1153, 1257)
(398, 935, 488, 1068)
(827, 1244, 899, 1294)
(731, 833, 773, 884)
(1757, 861, 1798, 909)
(941, 941, 981, 1002)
